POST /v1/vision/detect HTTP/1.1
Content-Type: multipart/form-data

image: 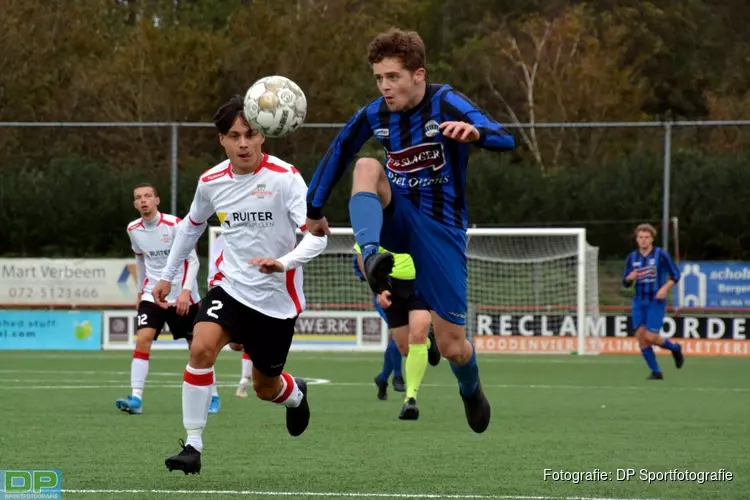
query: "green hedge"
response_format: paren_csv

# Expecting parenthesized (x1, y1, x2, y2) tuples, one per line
(2, 149, 749, 260)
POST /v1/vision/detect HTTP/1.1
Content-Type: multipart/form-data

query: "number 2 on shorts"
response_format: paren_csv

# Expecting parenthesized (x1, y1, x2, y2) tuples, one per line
(207, 300, 223, 319)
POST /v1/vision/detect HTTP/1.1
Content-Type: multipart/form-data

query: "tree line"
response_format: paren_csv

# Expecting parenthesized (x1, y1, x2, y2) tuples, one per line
(1, 0, 749, 259)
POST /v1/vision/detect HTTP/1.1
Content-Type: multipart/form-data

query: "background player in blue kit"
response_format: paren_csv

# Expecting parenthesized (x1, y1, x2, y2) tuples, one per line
(623, 223, 684, 379)
(305, 28, 515, 433)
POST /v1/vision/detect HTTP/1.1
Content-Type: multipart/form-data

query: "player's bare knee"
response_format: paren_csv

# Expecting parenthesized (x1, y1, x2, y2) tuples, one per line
(134, 333, 154, 353)
(436, 337, 464, 361)
(189, 340, 219, 369)
(353, 157, 383, 182)
(252, 377, 280, 401)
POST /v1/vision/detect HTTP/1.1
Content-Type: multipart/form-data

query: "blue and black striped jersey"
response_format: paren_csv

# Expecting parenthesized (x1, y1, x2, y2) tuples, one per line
(306, 83, 515, 229)
(622, 247, 681, 302)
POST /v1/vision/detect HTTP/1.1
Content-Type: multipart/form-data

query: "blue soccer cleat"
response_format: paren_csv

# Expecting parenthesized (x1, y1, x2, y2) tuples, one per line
(115, 395, 142, 415)
(208, 395, 220, 414)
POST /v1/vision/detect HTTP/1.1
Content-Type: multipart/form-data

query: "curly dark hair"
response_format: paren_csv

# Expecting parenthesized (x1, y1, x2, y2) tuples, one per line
(367, 28, 426, 72)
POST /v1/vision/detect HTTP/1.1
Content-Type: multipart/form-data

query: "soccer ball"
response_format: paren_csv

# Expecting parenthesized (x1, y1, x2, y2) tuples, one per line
(243, 75, 307, 138)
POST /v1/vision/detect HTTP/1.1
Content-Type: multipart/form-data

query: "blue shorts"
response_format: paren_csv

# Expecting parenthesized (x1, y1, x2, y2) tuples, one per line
(631, 300, 666, 333)
(379, 191, 468, 326)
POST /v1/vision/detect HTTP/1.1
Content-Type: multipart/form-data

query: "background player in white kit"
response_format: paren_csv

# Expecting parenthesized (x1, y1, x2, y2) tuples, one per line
(209, 234, 253, 397)
(153, 96, 328, 475)
(116, 184, 222, 415)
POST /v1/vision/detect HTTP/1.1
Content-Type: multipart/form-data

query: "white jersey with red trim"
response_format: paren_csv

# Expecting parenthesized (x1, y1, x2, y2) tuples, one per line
(178, 154, 317, 319)
(127, 212, 201, 304)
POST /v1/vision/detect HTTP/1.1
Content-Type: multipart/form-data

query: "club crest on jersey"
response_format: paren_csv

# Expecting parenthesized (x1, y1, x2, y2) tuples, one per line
(386, 143, 446, 174)
(159, 226, 172, 243)
(251, 183, 272, 198)
(424, 120, 440, 138)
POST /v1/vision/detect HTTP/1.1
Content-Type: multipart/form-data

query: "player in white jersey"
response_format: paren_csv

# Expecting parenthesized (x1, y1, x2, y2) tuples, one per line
(115, 183, 218, 415)
(209, 234, 253, 398)
(155, 96, 328, 475)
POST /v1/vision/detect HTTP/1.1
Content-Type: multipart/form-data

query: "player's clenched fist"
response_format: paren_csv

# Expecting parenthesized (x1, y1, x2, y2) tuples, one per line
(250, 258, 285, 274)
(152, 279, 172, 308)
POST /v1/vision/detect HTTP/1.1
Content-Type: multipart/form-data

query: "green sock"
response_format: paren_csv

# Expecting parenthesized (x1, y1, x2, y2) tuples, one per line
(405, 343, 428, 400)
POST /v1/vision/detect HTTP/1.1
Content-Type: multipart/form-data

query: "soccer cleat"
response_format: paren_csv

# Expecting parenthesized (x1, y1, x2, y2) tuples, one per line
(286, 378, 310, 437)
(208, 395, 220, 414)
(673, 345, 685, 369)
(427, 326, 441, 366)
(236, 378, 249, 398)
(374, 375, 388, 401)
(460, 381, 491, 433)
(399, 397, 420, 420)
(647, 371, 664, 380)
(165, 438, 201, 475)
(115, 395, 142, 415)
(392, 375, 405, 392)
(363, 252, 394, 295)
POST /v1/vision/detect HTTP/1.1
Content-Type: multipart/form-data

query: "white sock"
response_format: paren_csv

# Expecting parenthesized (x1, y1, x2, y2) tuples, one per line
(182, 365, 214, 452)
(131, 350, 149, 399)
(241, 354, 253, 381)
(211, 383, 219, 397)
(272, 372, 303, 408)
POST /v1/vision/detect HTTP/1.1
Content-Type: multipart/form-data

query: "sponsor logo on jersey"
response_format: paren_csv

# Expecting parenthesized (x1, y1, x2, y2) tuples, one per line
(251, 183, 272, 198)
(219, 211, 275, 228)
(148, 249, 171, 257)
(385, 143, 446, 174)
(424, 120, 440, 138)
(374, 128, 390, 138)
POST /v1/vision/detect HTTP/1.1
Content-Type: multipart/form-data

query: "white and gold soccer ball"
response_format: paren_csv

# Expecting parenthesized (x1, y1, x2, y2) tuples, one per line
(243, 75, 307, 138)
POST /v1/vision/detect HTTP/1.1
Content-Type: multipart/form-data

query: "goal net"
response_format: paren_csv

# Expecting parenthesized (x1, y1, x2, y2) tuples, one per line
(208, 226, 601, 354)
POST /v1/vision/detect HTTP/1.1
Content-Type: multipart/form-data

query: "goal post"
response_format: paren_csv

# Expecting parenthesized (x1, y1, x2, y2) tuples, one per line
(208, 226, 600, 354)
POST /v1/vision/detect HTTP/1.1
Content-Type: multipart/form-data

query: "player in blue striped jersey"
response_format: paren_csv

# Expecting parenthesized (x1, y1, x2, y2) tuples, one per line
(305, 28, 515, 433)
(623, 224, 685, 379)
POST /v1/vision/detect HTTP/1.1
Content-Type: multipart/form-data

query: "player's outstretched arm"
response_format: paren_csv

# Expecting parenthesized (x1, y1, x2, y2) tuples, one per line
(154, 187, 213, 302)
(255, 171, 328, 274)
(440, 88, 515, 151)
(306, 107, 373, 228)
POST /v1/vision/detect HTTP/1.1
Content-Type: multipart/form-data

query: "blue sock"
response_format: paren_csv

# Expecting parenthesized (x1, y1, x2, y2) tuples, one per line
(388, 338, 402, 378)
(641, 346, 661, 373)
(378, 342, 394, 382)
(661, 339, 679, 353)
(349, 192, 382, 260)
(450, 343, 479, 397)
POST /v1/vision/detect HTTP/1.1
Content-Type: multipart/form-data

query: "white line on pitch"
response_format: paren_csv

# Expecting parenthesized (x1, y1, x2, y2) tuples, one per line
(60, 489, 666, 500)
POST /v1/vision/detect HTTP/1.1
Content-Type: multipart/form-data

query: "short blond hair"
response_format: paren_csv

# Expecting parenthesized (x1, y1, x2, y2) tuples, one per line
(635, 223, 657, 238)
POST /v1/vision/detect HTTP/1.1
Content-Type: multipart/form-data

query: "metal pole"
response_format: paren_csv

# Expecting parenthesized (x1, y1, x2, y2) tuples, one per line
(662, 122, 672, 250)
(170, 124, 178, 216)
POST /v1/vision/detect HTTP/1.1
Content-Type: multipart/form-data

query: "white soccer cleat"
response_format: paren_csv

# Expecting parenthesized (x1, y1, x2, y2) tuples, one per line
(236, 378, 249, 398)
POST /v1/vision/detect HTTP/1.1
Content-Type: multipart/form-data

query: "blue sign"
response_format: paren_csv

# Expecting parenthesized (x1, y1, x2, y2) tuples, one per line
(1, 469, 61, 499)
(0, 310, 102, 350)
(675, 262, 750, 309)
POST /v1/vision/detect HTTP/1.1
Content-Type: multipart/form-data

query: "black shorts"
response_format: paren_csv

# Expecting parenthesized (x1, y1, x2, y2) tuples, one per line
(194, 286, 297, 377)
(384, 278, 428, 329)
(136, 300, 199, 341)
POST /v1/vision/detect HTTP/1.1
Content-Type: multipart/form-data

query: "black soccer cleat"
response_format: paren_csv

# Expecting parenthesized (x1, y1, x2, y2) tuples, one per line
(392, 375, 405, 393)
(374, 375, 388, 401)
(286, 378, 310, 437)
(647, 371, 664, 380)
(165, 439, 201, 475)
(398, 397, 420, 420)
(460, 381, 491, 433)
(673, 345, 685, 369)
(427, 326, 441, 367)
(363, 251, 394, 295)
